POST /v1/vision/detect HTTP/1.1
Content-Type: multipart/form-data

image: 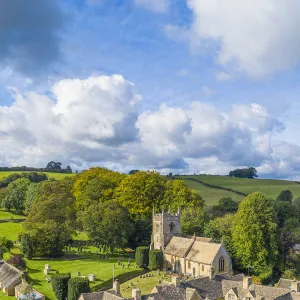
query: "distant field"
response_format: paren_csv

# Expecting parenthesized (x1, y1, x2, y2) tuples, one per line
(181, 178, 244, 205)
(0, 222, 23, 241)
(176, 175, 300, 205)
(0, 171, 75, 180)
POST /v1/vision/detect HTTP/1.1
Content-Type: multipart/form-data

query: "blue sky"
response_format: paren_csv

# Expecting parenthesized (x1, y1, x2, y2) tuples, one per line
(1, 0, 300, 178)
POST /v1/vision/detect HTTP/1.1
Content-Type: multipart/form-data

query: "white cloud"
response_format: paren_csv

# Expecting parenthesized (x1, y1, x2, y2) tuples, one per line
(170, 0, 300, 77)
(135, 0, 169, 13)
(1, 74, 300, 178)
(216, 71, 231, 81)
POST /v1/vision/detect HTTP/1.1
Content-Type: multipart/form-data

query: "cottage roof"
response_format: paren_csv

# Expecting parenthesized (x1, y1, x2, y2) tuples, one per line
(164, 237, 194, 258)
(80, 291, 129, 300)
(277, 279, 296, 290)
(15, 281, 31, 293)
(0, 261, 22, 289)
(143, 285, 185, 300)
(185, 241, 222, 264)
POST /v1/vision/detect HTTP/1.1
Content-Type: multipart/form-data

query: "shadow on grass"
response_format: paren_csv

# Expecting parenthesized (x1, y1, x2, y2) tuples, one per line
(92, 269, 147, 292)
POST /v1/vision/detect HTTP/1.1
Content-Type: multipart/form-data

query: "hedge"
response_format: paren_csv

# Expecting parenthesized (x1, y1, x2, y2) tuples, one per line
(149, 250, 163, 270)
(135, 246, 149, 269)
(51, 273, 71, 300)
(67, 277, 90, 300)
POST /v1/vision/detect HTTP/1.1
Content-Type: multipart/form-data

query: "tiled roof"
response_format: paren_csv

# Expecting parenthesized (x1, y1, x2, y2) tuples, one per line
(277, 279, 294, 290)
(142, 285, 185, 300)
(0, 261, 22, 289)
(80, 291, 127, 300)
(185, 241, 222, 264)
(164, 237, 194, 258)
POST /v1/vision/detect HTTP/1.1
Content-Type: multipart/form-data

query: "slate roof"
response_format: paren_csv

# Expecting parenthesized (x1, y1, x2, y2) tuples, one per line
(0, 261, 22, 289)
(142, 285, 185, 300)
(15, 281, 31, 293)
(164, 237, 194, 258)
(80, 291, 131, 300)
(185, 241, 222, 264)
(277, 279, 295, 290)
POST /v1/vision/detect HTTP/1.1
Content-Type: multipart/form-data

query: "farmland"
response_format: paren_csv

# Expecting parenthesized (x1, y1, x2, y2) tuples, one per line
(175, 175, 300, 205)
(0, 171, 75, 181)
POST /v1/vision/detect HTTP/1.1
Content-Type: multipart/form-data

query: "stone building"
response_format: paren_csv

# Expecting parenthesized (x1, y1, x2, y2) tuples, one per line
(150, 210, 232, 278)
(0, 260, 23, 296)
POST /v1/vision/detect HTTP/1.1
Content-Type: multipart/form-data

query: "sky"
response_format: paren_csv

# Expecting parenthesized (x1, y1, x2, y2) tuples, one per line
(1, 0, 300, 178)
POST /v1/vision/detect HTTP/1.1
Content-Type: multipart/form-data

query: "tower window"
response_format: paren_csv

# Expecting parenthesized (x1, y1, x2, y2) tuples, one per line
(202, 265, 204, 272)
(169, 222, 175, 233)
(219, 256, 225, 272)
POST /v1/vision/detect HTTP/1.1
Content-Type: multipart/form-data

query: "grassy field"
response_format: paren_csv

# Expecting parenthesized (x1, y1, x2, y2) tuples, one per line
(0, 171, 75, 180)
(120, 270, 172, 298)
(0, 222, 23, 241)
(181, 178, 244, 205)
(26, 253, 141, 300)
(176, 175, 300, 205)
(0, 209, 25, 220)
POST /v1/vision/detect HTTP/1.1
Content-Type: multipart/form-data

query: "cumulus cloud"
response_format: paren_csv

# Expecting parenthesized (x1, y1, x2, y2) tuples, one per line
(1, 74, 299, 177)
(135, 0, 170, 13)
(0, 0, 66, 75)
(0, 75, 141, 168)
(168, 0, 300, 77)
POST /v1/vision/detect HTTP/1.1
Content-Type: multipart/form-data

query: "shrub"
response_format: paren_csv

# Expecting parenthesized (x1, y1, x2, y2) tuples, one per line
(51, 273, 71, 300)
(135, 246, 149, 269)
(6, 255, 26, 270)
(68, 277, 90, 300)
(149, 250, 163, 270)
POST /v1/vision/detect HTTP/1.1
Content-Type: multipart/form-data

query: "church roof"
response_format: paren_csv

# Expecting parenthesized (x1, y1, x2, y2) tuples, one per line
(164, 237, 194, 258)
(185, 241, 222, 264)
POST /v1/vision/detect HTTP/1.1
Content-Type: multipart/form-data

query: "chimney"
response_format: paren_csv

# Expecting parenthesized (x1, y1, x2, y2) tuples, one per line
(113, 279, 120, 294)
(291, 280, 300, 292)
(243, 276, 252, 289)
(172, 275, 181, 287)
(132, 288, 141, 300)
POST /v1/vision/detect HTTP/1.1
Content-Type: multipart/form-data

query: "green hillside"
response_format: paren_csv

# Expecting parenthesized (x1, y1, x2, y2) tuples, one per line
(0, 171, 75, 180)
(175, 175, 300, 205)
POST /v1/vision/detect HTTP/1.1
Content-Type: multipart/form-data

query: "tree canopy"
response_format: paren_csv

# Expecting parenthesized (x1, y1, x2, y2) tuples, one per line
(229, 167, 258, 178)
(232, 192, 278, 275)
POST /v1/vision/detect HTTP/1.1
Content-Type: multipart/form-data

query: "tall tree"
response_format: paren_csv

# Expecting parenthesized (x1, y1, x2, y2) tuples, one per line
(115, 171, 167, 215)
(277, 190, 293, 203)
(4, 177, 31, 212)
(80, 201, 133, 253)
(232, 192, 278, 275)
(73, 167, 124, 209)
(22, 177, 76, 257)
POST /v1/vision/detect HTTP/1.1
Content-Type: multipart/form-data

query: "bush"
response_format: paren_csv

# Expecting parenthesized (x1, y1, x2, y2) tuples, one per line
(6, 255, 26, 270)
(149, 250, 163, 270)
(68, 277, 90, 300)
(135, 246, 149, 269)
(51, 273, 71, 300)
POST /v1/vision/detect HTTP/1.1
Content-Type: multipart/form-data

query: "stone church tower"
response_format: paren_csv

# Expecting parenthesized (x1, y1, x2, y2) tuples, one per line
(150, 209, 181, 250)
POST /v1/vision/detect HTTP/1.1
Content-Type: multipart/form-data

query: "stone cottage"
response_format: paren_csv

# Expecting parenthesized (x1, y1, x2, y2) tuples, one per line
(0, 260, 23, 296)
(150, 210, 232, 277)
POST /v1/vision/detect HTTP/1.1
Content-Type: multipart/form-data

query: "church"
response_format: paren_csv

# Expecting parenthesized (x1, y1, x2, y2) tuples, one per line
(150, 210, 232, 278)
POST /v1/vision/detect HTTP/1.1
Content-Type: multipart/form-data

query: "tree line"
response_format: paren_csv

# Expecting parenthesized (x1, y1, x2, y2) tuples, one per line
(0, 161, 73, 174)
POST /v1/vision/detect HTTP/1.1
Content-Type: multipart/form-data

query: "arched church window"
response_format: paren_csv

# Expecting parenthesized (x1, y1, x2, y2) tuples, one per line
(169, 222, 175, 233)
(219, 256, 225, 272)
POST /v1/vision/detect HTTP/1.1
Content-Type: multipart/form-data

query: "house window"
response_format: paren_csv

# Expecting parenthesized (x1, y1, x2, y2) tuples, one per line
(171, 257, 175, 264)
(228, 294, 235, 300)
(202, 265, 204, 272)
(188, 262, 191, 269)
(219, 256, 225, 272)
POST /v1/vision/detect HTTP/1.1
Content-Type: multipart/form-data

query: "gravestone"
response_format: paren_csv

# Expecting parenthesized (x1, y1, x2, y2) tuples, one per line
(88, 274, 96, 282)
(44, 264, 50, 275)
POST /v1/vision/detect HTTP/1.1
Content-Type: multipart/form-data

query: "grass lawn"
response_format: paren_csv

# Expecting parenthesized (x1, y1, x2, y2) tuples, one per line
(176, 175, 300, 204)
(0, 171, 75, 181)
(0, 222, 23, 241)
(0, 290, 15, 300)
(120, 270, 172, 298)
(181, 178, 244, 205)
(0, 209, 25, 220)
(26, 253, 142, 300)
